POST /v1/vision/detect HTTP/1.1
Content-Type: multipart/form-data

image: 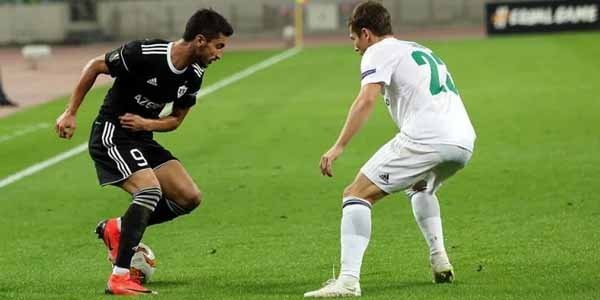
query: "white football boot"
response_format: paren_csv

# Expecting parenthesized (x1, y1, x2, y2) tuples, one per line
(304, 278, 361, 298)
(430, 253, 454, 283)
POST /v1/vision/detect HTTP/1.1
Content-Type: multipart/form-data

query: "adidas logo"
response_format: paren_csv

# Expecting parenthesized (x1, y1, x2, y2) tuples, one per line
(379, 173, 390, 184)
(146, 78, 158, 86)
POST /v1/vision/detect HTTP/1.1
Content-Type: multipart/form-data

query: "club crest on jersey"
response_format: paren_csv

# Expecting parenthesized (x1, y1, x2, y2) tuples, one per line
(177, 85, 188, 98)
(146, 78, 158, 86)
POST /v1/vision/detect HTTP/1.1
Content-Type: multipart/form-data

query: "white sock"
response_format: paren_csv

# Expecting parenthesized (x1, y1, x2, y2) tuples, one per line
(411, 192, 447, 259)
(339, 197, 372, 282)
(112, 266, 129, 275)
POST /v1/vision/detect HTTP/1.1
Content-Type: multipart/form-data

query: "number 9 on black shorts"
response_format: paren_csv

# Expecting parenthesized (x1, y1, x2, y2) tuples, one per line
(88, 119, 177, 186)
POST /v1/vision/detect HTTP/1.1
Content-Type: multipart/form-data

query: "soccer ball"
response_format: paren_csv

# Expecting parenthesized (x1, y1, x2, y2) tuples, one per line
(130, 242, 156, 283)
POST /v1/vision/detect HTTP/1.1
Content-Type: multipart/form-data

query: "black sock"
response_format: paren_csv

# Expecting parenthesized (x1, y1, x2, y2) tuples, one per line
(0, 83, 8, 102)
(148, 197, 191, 226)
(115, 187, 162, 269)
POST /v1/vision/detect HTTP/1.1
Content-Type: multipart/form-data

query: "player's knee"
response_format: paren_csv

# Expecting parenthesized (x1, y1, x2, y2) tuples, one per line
(342, 184, 356, 198)
(181, 188, 202, 210)
(342, 182, 385, 205)
(405, 180, 428, 199)
(342, 185, 373, 204)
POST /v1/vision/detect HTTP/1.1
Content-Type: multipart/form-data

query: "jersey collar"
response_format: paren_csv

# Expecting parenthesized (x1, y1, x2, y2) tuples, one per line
(167, 42, 188, 75)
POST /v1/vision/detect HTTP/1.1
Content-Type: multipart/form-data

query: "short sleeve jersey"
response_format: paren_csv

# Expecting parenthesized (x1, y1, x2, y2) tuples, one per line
(360, 38, 476, 151)
(100, 39, 205, 121)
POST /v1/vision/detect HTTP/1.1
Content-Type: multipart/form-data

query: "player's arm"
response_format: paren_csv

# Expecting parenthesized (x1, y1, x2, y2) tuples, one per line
(119, 106, 191, 132)
(320, 82, 382, 177)
(56, 55, 109, 139)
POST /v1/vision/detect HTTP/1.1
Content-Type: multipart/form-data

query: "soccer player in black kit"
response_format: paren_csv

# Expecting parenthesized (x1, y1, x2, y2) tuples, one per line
(55, 9, 233, 295)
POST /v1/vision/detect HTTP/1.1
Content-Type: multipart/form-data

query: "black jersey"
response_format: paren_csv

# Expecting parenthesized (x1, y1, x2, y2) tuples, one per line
(100, 39, 204, 122)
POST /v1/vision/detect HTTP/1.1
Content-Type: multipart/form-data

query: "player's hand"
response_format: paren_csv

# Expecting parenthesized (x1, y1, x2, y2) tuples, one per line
(320, 145, 344, 177)
(119, 113, 148, 131)
(55, 111, 77, 139)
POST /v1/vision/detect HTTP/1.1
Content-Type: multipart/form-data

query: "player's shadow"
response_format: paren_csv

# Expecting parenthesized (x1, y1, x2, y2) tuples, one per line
(238, 280, 318, 296)
(239, 279, 440, 297)
(362, 280, 442, 296)
(147, 279, 193, 288)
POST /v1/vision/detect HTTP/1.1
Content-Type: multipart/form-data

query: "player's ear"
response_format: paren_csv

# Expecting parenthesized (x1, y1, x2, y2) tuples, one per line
(195, 34, 208, 47)
(360, 28, 369, 40)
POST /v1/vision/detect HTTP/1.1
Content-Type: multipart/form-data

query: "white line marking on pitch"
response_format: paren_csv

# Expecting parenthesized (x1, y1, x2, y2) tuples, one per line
(0, 144, 89, 188)
(0, 123, 51, 144)
(0, 48, 301, 189)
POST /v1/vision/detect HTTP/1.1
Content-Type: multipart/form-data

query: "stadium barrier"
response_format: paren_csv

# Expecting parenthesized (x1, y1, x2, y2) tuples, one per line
(1, 0, 487, 45)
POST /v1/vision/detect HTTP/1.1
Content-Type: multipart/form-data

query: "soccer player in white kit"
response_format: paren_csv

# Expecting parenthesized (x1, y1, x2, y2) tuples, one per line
(304, 1, 476, 298)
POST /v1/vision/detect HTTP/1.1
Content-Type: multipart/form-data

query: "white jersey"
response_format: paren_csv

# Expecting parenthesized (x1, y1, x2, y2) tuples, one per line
(360, 38, 476, 151)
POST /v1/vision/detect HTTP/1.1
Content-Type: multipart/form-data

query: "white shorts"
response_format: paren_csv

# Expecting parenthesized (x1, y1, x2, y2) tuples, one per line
(360, 135, 472, 195)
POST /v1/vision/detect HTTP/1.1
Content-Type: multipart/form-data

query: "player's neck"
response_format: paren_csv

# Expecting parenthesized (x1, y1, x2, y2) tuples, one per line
(370, 35, 394, 46)
(170, 39, 195, 69)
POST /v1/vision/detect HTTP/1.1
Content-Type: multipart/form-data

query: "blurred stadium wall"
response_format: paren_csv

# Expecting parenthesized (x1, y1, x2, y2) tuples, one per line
(0, 0, 564, 45)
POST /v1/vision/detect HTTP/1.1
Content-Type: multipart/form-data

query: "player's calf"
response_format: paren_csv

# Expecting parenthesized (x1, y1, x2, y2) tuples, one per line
(147, 190, 201, 226)
(112, 186, 162, 272)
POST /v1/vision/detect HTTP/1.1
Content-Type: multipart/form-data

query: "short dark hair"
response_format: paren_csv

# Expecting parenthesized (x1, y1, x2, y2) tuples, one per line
(348, 1, 393, 36)
(183, 9, 234, 42)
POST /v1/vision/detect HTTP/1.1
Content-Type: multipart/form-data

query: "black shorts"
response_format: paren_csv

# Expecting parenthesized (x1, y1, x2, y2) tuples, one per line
(88, 118, 177, 186)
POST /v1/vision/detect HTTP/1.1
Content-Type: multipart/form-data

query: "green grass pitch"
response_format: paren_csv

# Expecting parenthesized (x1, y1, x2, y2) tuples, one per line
(0, 32, 599, 299)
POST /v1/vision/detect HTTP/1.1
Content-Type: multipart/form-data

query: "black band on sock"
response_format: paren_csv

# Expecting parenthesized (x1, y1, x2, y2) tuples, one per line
(115, 187, 162, 269)
(342, 198, 372, 209)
